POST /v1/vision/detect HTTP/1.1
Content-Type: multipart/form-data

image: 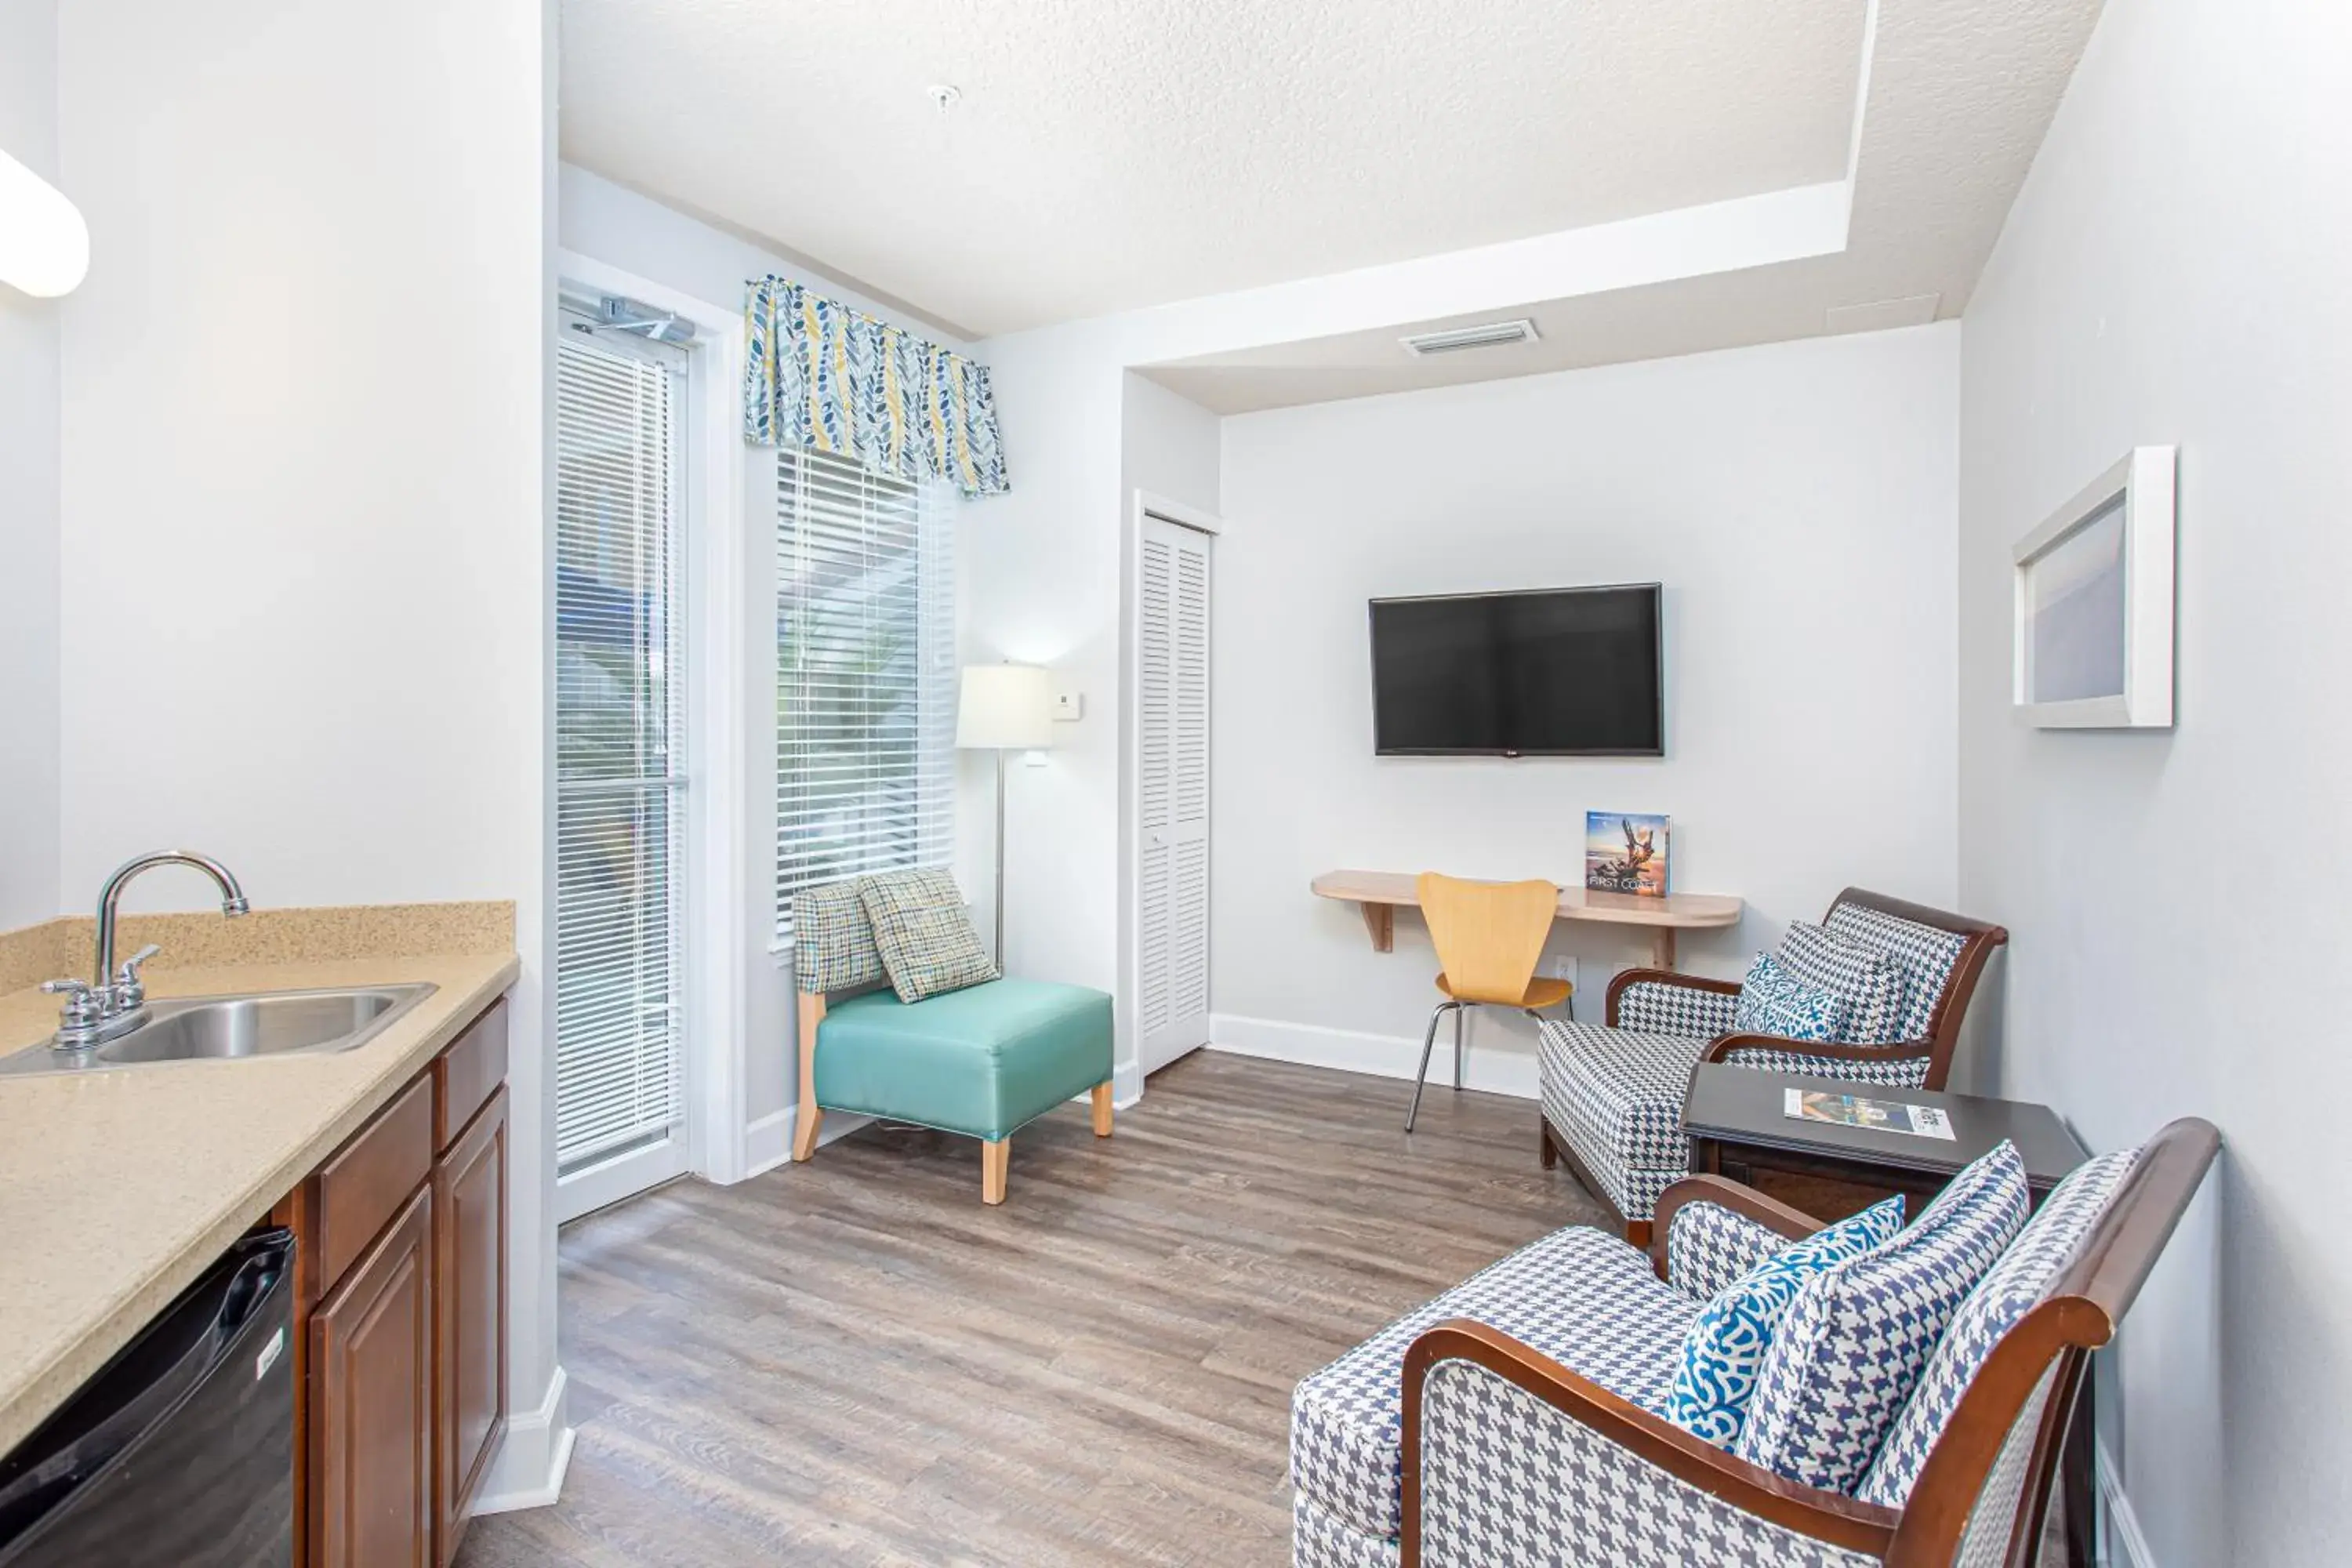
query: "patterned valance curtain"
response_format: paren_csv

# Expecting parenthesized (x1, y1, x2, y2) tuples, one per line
(743, 274, 1009, 499)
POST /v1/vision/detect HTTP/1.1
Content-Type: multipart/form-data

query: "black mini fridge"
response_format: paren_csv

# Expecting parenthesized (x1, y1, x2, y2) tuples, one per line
(0, 1229, 295, 1567)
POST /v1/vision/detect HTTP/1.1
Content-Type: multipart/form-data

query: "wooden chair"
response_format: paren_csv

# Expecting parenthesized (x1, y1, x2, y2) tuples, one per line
(1406, 873, 1573, 1132)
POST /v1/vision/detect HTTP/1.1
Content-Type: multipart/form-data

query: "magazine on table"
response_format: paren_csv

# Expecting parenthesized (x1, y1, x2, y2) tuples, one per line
(1783, 1087, 1956, 1141)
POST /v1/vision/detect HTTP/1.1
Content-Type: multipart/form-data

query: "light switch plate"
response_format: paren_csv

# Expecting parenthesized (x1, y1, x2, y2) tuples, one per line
(1052, 688, 1084, 722)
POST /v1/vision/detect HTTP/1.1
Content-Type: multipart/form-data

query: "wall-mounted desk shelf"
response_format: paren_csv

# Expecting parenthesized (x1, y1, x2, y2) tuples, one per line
(1311, 869, 1743, 971)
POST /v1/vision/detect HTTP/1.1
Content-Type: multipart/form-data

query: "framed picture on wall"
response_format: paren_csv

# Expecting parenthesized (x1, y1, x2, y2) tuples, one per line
(2012, 445, 2176, 729)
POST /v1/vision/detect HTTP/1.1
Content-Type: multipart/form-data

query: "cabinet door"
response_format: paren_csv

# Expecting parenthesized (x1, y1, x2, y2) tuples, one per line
(434, 1087, 508, 1566)
(311, 1185, 434, 1568)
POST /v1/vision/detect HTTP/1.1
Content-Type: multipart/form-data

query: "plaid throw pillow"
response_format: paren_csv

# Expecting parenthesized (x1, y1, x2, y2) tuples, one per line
(859, 869, 999, 1003)
(793, 877, 887, 994)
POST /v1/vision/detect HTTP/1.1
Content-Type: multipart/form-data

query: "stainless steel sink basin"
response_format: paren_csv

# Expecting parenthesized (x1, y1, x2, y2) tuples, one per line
(0, 984, 437, 1075)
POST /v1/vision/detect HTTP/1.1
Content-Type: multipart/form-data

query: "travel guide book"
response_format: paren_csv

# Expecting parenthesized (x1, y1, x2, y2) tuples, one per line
(1584, 811, 1670, 897)
(1783, 1087, 1956, 1141)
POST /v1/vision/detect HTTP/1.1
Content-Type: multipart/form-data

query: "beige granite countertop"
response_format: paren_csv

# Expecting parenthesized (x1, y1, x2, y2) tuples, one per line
(0, 904, 519, 1456)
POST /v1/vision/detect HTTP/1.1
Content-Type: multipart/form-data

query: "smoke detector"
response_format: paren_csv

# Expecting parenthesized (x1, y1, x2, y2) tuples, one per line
(1399, 319, 1541, 358)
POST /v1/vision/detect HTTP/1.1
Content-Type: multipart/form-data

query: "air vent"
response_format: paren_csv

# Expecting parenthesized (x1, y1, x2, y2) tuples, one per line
(1399, 318, 1541, 358)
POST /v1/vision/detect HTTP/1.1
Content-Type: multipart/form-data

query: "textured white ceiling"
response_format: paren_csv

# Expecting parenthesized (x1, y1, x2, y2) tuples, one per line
(561, 0, 1868, 339)
(1142, 0, 2107, 412)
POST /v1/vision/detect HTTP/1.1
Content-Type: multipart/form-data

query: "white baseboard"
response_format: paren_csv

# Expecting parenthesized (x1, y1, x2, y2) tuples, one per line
(471, 1364, 575, 1515)
(743, 1109, 789, 1178)
(1207, 1013, 1541, 1101)
(744, 1106, 880, 1179)
(2096, 1439, 2158, 1568)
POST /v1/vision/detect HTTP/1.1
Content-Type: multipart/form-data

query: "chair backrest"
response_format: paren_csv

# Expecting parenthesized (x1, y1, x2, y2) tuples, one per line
(1883, 1117, 2219, 1568)
(1823, 888, 2009, 1090)
(1417, 873, 1558, 1005)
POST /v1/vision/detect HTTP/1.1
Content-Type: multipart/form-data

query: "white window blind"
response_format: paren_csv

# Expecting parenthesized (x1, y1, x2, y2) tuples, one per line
(554, 330, 687, 1174)
(775, 448, 956, 943)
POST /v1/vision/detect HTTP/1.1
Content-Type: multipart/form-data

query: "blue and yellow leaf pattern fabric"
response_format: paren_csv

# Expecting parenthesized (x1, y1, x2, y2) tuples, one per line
(743, 274, 1009, 498)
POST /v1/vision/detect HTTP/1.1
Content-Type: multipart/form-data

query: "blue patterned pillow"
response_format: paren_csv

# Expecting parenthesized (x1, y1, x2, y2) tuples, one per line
(1735, 1141, 2031, 1494)
(1775, 922, 1907, 1044)
(1660, 1196, 1906, 1446)
(1730, 951, 1850, 1044)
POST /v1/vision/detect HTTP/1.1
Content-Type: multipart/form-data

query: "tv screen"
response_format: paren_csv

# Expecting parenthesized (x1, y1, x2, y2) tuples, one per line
(1369, 584, 1662, 756)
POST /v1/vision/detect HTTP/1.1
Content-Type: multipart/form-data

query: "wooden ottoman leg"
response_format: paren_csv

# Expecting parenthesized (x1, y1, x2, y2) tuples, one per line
(792, 992, 826, 1162)
(1539, 1116, 1559, 1170)
(982, 1138, 1010, 1204)
(1091, 1082, 1114, 1138)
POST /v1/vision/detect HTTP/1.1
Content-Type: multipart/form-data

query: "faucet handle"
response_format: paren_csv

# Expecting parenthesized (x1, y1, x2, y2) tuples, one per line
(114, 944, 162, 1007)
(41, 978, 104, 1029)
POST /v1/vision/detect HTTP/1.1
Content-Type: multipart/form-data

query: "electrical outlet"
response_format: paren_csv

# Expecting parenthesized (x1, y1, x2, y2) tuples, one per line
(1543, 954, 1581, 1022)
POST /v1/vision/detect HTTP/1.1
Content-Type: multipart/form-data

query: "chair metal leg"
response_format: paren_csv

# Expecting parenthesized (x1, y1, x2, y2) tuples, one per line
(1452, 1002, 1468, 1091)
(1406, 1000, 1457, 1132)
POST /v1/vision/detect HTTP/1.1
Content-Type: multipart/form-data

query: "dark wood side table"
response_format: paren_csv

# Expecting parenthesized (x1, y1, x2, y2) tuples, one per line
(1682, 1065, 2089, 1216)
(1681, 1064, 2094, 1567)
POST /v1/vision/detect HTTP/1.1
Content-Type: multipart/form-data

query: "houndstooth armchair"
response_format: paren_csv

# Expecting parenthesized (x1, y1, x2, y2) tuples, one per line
(1290, 1119, 2217, 1568)
(1538, 889, 2008, 1243)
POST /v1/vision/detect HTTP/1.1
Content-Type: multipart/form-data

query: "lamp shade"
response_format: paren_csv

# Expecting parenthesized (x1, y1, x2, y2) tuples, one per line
(0, 147, 89, 299)
(956, 663, 1053, 750)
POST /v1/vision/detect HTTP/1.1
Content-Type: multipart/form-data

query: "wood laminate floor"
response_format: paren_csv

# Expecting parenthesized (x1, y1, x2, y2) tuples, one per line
(456, 1051, 1610, 1567)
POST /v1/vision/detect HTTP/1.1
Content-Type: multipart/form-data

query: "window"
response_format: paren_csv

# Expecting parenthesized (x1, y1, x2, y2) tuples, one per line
(775, 448, 956, 942)
(554, 325, 688, 1177)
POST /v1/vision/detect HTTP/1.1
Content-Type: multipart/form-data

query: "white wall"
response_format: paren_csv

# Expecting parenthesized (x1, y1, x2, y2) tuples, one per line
(56, 0, 565, 1501)
(1214, 327, 1962, 1091)
(951, 347, 1225, 1102)
(957, 339, 1131, 1015)
(0, 0, 62, 930)
(1955, 3, 2352, 1565)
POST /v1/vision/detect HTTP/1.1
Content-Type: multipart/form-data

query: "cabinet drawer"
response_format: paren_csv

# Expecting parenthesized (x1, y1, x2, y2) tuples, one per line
(434, 1000, 507, 1154)
(313, 1074, 433, 1291)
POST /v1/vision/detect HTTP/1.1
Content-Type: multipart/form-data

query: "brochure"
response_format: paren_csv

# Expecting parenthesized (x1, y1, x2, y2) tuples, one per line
(1783, 1087, 1956, 1141)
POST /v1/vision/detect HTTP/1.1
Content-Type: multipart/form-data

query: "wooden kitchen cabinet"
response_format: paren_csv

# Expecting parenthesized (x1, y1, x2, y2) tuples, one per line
(434, 1084, 507, 1563)
(276, 996, 510, 1568)
(310, 1186, 434, 1568)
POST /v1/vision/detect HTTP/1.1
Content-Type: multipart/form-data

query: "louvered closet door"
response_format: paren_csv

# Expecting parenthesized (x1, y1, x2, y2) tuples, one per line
(553, 318, 691, 1221)
(1138, 516, 1213, 1074)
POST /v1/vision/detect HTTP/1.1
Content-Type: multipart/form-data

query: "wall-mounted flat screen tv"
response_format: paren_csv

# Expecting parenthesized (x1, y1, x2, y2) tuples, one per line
(1369, 583, 1662, 756)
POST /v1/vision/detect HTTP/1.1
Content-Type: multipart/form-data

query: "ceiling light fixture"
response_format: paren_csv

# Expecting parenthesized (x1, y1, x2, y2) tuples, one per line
(1399, 319, 1540, 358)
(0, 145, 89, 298)
(927, 83, 963, 114)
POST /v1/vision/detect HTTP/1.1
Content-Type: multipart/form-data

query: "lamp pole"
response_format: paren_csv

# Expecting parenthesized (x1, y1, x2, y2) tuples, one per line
(993, 746, 1007, 966)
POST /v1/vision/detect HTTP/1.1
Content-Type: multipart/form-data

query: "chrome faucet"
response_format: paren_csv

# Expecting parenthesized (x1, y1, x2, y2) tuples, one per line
(42, 851, 250, 1050)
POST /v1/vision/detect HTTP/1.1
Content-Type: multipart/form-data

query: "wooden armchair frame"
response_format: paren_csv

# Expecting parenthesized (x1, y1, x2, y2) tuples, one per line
(1406, 1119, 2219, 1568)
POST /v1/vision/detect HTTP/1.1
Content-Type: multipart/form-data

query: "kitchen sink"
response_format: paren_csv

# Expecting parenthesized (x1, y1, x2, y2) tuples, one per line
(0, 983, 437, 1075)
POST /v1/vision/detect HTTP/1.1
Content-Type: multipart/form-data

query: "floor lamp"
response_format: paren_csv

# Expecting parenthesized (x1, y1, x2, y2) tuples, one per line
(956, 664, 1054, 966)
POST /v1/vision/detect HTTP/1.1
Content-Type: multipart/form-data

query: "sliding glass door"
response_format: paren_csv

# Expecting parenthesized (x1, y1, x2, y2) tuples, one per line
(553, 314, 691, 1220)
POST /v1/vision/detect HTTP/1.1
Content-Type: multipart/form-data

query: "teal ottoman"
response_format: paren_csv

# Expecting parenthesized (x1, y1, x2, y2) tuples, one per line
(794, 976, 1115, 1204)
